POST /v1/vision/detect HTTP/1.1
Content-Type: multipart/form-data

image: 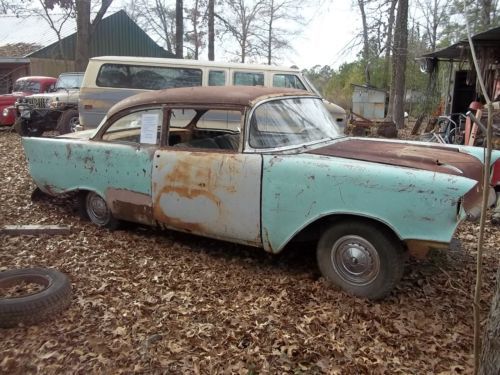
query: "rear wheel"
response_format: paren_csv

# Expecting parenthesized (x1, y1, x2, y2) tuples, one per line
(82, 191, 120, 229)
(317, 220, 405, 299)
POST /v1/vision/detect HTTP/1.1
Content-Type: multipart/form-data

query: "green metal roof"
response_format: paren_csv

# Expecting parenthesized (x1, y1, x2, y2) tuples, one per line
(28, 10, 174, 60)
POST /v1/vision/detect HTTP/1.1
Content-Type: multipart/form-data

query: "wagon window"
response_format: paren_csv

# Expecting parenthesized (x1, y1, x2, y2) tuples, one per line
(272, 74, 306, 90)
(102, 108, 163, 145)
(96, 63, 202, 90)
(233, 71, 264, 86)
(209, 70, 226, 86)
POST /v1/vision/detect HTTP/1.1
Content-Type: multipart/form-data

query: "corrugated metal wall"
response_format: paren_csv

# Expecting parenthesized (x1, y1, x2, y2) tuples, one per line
(29, 58, 75, 77)
(28, 10, 173, 61)
(352, 86, 386, 120)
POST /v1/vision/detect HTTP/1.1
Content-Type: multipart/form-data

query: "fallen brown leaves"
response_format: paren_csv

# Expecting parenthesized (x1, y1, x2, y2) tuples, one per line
(1, 128, 499, 374)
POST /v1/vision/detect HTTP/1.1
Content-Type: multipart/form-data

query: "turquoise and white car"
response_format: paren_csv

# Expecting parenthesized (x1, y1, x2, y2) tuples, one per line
(22, 86, 500, 299)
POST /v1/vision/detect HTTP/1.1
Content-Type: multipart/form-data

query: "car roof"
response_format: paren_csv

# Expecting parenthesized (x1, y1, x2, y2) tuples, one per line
(91, 56, 302, 72)
(17, 76, 56, 81)
(107, 86, 315, 118)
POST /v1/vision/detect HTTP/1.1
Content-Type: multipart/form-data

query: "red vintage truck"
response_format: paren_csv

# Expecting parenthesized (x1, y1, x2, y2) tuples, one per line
(0, 76, 57, 126)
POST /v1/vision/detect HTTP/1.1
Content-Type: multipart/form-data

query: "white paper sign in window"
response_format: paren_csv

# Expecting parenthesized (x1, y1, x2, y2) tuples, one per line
(140, 113, 159, 144)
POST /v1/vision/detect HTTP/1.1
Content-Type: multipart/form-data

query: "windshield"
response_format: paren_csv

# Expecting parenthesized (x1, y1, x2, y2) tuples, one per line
(56, 74, 83, 90)
(302, 75, 322, 97)
(249, 97, 341, 149)
(13, 80, 41, 93)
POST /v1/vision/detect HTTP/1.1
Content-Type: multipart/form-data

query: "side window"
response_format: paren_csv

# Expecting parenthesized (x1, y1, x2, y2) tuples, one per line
(170, 109, 197, 128)
(233, 71, 264, 86)
(208, 70, 226, 86)
(169, 109, 241, 151)
(198, 110, 241, 131)
(272, 74, 306, 90)
(102, 108, 162, 145)
(44, 83, 55, 93)
(96, 63, 202, 90)
(96, 64, 129, 88)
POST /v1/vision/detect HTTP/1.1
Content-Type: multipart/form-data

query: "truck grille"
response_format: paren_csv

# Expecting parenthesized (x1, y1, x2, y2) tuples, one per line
(26, 97, 50, 109)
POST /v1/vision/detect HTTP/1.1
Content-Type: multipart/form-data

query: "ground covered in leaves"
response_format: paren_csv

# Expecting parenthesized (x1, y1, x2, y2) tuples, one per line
(1, 128, 499, 374)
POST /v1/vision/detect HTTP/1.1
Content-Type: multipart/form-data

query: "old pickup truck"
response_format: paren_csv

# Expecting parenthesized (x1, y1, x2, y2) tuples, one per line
(0, 76, 56, 126)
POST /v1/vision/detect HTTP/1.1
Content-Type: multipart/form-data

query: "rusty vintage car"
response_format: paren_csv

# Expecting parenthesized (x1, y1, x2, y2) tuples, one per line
(22, 86, 500, 299)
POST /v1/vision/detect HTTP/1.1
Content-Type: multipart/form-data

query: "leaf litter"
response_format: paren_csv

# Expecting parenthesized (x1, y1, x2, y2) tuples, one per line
(0, 128, 499, 374)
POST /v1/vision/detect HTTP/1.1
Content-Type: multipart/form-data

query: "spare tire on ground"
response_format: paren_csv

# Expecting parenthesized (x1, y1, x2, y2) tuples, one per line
(0, 268, 72, 328)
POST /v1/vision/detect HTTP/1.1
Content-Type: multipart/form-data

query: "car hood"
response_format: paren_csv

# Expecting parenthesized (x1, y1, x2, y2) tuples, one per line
(308, 138, 500, 217)
(28, 89, 78, 102)
(0, 94, 19, 106)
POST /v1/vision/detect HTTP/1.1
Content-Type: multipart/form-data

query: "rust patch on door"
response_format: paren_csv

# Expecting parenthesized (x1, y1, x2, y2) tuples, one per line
(153, 151, 244, 234)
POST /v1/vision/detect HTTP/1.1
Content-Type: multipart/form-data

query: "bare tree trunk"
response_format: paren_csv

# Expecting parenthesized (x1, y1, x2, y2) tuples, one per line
(175, 0, 184, 58)
(479, 267, 500, 375)
(208, 0, 214, 60)
(75, 0, 91, 71)
(357, 0, 370, 84)
(389, 0, 408, 128)
(480, 0, 492, 27)
(383, 0, 397, 90)
(193, 0, 199, 59)
(267, 0, 274, 65)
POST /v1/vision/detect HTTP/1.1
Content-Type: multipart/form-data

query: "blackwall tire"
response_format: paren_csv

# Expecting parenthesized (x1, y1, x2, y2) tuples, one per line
(14, 118, 43, 137)
(57, 109, 79, 134)
(317, 220, 405, 300)
(0, 268, 72, 328)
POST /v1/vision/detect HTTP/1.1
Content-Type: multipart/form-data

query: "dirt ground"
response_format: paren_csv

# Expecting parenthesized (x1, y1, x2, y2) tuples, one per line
(1, 128, 499, 374)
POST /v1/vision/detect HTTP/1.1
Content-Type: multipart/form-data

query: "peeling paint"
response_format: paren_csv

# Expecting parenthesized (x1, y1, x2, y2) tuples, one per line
(152, 150, 262, 245)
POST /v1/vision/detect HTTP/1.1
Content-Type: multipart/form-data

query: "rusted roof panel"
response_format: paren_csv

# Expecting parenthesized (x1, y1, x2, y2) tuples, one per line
(108, 86, 312, 117)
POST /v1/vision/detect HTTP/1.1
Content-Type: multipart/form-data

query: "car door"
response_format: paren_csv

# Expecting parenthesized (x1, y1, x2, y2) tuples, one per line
(152, 108, 262, 246)
(91, 107, 163, 225)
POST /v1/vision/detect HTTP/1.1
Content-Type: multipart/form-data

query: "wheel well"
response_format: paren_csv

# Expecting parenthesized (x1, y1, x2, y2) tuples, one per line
(289, 214, 402, 248)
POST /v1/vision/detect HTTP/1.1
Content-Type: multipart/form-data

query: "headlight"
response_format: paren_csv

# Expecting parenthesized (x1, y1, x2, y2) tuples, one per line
(2, 108, 9, 117)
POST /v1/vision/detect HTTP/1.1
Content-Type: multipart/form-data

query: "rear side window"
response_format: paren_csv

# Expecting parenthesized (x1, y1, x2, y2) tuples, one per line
(233, 71, 264, 86)
(208, 70, 226, 86)
(102, 108, 163, 145)
(272, 74, 306, 90)
(96, 63, 202, 90)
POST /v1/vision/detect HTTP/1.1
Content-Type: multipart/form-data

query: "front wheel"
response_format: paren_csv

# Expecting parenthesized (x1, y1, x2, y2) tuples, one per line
(14, 118, 44, 137)
(57, 109, 79, 134)
(317, 220, 405, 299)
(81, 191, 120, 230)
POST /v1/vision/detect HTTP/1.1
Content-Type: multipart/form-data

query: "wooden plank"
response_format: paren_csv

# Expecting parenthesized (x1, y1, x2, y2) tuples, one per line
(0, 225, 71, 236)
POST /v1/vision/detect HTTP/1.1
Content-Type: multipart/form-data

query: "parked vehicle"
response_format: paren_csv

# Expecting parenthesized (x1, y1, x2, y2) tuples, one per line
(79, 56, 347, 130)
(22, 86, 500, 299)
(14, 72, 84, 136)
(0, 76, 56, 126)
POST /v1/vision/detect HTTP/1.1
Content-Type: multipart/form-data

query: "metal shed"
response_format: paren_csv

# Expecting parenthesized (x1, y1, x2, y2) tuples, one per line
(0, 9, 174, 87)
(351, 84, 387, 120)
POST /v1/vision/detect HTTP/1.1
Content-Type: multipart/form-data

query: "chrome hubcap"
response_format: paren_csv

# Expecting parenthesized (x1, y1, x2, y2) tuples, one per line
(86, 193, 110, 226)
(69, 117, 79, 132)
(331, 235, 380, 286)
